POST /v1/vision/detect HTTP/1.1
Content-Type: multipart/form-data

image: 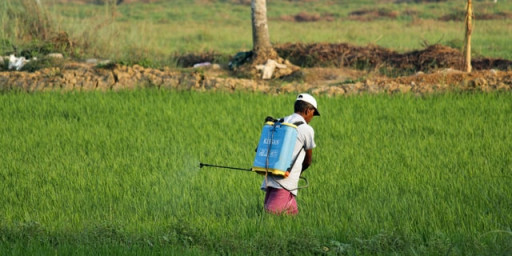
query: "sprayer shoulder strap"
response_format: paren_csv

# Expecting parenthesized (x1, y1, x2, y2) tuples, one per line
(280, 119, 304, 127)
(287, 147, 305, 171)
(293, 121, 304, 126)
(286, 121, 305, 171)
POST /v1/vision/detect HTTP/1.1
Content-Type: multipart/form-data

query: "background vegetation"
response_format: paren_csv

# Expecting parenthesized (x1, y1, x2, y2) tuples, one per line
(1, 91, 511, 255)
(1, 0, 511, 68)
(1, 0, 511, 255)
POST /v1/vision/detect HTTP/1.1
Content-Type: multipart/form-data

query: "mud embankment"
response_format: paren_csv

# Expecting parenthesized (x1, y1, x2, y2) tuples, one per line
(1, 62, 511, 95)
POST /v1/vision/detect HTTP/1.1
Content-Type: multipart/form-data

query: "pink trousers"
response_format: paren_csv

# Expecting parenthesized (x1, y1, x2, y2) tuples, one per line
(264, 187, 298, 215)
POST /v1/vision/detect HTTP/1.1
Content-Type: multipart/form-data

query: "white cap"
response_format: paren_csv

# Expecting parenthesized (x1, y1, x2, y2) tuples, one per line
(296, 93, 320, 116)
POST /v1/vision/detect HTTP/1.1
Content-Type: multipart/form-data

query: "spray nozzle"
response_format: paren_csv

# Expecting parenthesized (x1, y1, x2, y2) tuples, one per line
(198, 162, 251, 172)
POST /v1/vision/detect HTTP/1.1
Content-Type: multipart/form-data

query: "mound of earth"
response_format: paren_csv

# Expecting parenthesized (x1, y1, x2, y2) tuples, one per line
(1, 43, 511, 95)
(275, 43, 512, 72)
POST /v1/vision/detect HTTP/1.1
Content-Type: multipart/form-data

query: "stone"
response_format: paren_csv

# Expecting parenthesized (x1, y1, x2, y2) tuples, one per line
(85, 59, 98, 64)
(399, 84, 412, 93)
(328, 86, 345, 96)
(256, 59, 287, 79)
(46, 53, 64, 59)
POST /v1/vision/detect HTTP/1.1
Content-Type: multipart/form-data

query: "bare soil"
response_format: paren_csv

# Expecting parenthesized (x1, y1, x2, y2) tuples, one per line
(1, 43, 511, 95)
(274, 43, 512, 72)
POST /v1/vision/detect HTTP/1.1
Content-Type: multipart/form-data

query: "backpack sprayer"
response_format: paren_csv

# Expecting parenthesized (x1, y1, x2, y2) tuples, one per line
(199, 117, 308, 190)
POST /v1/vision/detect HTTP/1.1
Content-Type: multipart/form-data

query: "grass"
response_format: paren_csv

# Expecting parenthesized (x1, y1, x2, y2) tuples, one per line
(1, 0, 512, 66)
(0, 1, 511, 255)
(0, 90, 511, 255)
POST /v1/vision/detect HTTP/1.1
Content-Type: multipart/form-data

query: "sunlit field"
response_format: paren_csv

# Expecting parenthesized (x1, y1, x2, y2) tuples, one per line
(1, 0, 511, 255)
(1, 90, 511, 255)
(2, 0, 512, 66)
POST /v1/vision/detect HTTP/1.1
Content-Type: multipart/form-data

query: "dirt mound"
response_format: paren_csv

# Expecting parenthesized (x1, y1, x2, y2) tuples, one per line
(277, 12, 336, 22)
(388, 44, 464, 71)
(348, 8, 399, 21)
(275, 42, 395, 68)
(1, 62, 510, 96)
(1, 43, 511, 95)
(275, 43, 512, 73)
(439, 10, 512, 21)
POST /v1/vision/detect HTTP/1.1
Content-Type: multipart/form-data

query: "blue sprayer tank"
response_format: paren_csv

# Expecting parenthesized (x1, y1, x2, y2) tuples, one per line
(252, 121, 298, 177)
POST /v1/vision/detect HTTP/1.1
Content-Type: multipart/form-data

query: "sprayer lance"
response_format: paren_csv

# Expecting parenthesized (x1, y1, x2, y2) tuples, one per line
(199, 162, 252, 172)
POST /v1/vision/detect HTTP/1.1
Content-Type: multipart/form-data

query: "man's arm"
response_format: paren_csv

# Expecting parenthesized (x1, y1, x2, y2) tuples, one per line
(301, 149, 313, 172)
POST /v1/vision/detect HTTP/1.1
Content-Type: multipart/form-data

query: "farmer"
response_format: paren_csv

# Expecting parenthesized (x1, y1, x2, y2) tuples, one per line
(261, 93, 320, 215)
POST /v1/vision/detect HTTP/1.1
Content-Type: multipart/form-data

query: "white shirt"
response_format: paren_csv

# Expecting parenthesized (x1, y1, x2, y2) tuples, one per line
(260, 113, 316, 196)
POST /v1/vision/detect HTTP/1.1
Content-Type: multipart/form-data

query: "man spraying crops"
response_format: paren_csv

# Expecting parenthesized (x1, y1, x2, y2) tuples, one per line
(261, 93, 319, 215)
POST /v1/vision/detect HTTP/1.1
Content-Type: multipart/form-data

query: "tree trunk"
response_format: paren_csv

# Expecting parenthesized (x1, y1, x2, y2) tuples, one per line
(464, 0, 473, 73)
(243, 0, 298, 79)
(251, 0, 278, 63)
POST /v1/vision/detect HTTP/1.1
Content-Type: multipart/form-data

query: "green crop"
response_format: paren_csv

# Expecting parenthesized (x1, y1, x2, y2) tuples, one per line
(0, 90, 511, 255)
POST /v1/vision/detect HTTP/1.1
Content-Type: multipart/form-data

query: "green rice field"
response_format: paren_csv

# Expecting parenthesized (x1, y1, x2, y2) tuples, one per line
(1, 90, 511, 255)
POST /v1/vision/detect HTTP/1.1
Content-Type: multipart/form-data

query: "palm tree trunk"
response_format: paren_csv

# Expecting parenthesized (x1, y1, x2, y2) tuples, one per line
(251, 0, 277, 62)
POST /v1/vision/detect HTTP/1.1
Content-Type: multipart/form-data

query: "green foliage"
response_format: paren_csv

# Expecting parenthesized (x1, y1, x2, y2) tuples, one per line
(15, 40, 61, 59)
(20, 56, 66, 72)
(0, 91, 511, 255)
(1, 0, 53, 44)
(0, 0, 78, 60)
(228, 51, 252, 70)
(3, 0, 512, 67)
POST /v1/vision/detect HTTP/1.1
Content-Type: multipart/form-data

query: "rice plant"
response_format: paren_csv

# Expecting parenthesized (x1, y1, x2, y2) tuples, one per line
(0, 90, 511, 255)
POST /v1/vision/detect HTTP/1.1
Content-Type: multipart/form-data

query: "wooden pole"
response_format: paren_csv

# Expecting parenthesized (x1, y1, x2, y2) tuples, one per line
(464, 0, 473, 73)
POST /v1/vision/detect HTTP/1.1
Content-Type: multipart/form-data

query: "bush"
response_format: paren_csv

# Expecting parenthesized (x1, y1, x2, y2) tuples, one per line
(20, 56, 66, 72)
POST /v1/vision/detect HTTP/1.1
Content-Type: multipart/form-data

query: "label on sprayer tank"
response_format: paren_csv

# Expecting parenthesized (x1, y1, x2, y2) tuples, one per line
(252, 121, 297, 177)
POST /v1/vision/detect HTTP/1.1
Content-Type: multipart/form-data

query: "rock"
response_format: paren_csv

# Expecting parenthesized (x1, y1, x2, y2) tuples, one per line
(193, 62, 211, 68)
(256, 59, 288, 79)
(311, 86, 328, 95)
(399, 84, 412, 93)
(85, 59, 98, 65)
(387, 82, 399, 93)
(497, 82, 509, 91)
(46, 53, 64, 59)
(85, 59, 111, 66)
(279, 83, 296, 93)
(439, 68, 461, 74)
(98, 60, 112, 66)
(161, 75, 180, 89)
(327, 86, 345, 96)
